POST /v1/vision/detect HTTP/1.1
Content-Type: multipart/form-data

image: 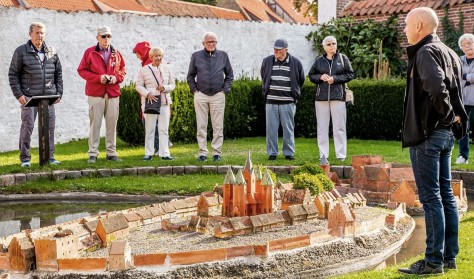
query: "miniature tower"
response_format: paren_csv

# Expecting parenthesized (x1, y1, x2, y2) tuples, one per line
(233, 169, 247, 216)
(261, 169, 275, 214)
(254, 166, 263, 214)
(243, 150, 256, 194)
(222, 167, 236, 216)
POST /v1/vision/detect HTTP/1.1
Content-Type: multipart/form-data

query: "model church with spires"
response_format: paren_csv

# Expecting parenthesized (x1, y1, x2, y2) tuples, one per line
(222, 151, 275, 217)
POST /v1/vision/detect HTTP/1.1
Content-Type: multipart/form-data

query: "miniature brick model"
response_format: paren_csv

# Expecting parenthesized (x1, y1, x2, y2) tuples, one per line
(35, 230, 79, 271)
(96, 214, 129, 247)
(222, 151, 274, 217)
(280, 188, 311, 210)
(123, 212, 142, 229)
(7, 237, 35, 273)
(389, 179, 417, 207)
(328, 203, 355, 237)
(108, 240, 132, 271)
(197, 194, 222, 217)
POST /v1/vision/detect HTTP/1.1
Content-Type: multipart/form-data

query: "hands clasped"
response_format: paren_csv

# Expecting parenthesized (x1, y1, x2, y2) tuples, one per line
(100, 75, 117, 84)
(146, 92, 158, 103)
(320, 74, 334, 85)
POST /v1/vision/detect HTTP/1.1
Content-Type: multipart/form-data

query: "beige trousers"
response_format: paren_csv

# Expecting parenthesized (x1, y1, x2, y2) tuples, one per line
(194, 91, 225, 156)
(88, 95, 120, 157)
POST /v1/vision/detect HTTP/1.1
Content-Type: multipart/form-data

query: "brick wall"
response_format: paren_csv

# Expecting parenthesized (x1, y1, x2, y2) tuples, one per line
(336, 0, 351, 17)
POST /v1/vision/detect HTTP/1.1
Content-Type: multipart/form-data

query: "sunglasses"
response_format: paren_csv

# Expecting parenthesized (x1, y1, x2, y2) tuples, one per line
(326, 42, 337, 46)
(100, 35, 112, 39)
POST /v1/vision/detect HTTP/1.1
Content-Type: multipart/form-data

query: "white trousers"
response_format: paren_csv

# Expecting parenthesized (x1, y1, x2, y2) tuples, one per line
(315, 100, 347, 160)
(144, 105, 170, 157)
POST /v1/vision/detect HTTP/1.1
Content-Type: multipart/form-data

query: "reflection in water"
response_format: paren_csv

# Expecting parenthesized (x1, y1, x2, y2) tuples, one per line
(0, 201, 147, 238)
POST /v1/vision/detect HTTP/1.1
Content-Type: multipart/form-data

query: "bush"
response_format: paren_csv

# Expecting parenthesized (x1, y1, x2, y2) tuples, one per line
(291, 162, 324, 178)
(117, 83, 144, 146)
(255, 164, 277, 184)
(293, 173, 323, 195)
(316, 173, 334, 191)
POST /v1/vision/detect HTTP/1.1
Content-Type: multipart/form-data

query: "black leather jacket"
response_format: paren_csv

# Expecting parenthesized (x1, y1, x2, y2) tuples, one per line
(402, 34, 467, 147)
(8, 40, 63, 99)
(308, 52, 354, 101)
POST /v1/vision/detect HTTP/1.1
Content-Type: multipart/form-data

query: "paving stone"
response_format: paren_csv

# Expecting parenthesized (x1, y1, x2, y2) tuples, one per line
(185, 165, 201, 174)
(1, 175, 15, 187)
(231, 165, 243, 172)
(202, 165, 218, 174)
(26, 173, 41, 182)
(343, 166, 354, 179)
(97, 169, 112, 178)
(82, 169, 98, 178)
(288, 165, 298, 173)
(273, 166, 290, 174)
(156, 166, 173, 175)
(66, 170, 82, 179)
(111, 169, 124, 176)
(137, 167, 156, 175)
(330, 166, 344, 178)
(217, 165, 232, 174)
(52, 170, 67, 181)
(173, 166, 184, 175)
(460, 171, 474, 193)
(123, 168, 138, 176)
(14, 173, 27, 184)
(39, 172, 52, 180)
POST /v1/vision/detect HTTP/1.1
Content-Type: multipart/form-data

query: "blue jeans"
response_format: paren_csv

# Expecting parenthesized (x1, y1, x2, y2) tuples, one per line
(409, 128, 459, 266)
(458, 105, 474, 160)
(265, 103, 296, 156)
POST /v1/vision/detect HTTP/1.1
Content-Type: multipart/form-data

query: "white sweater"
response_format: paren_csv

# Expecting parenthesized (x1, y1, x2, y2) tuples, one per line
(135, 63, 175, 109)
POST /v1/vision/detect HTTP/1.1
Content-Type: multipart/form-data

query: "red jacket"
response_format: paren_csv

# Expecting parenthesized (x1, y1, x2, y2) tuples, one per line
(77, 44, 126, 98)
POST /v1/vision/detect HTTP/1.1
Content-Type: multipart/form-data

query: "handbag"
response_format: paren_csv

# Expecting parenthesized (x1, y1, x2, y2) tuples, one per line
(340, 55, 354, 106)
(143, 66, 162, 114)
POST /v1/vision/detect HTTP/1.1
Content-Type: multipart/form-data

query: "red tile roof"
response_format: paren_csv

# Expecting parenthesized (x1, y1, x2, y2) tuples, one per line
(98, 0, 152, 13)
(140, 0, 245, 19)
(341, 0, 469, 17)
(0, 0, 19, 7)
(273, 0, 314, 24)
(237, 0, 285, 22)
(25, 0, 100, 12)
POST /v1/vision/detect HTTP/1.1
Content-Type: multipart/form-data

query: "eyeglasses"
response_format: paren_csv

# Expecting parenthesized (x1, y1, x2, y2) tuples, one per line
(100, 35, 112, 39)
(461, 42, 473, 48)
(326, 42, 337, 46)
(205, 41, 217, 45)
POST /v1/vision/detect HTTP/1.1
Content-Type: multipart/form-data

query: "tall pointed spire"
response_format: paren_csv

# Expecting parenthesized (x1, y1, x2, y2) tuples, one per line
(261, 169, 274, 186)
(244, 149, 253, 172)
(223, 167, 236, 185)
(235, 169, 246, 186)
(255, 165, 262, 180)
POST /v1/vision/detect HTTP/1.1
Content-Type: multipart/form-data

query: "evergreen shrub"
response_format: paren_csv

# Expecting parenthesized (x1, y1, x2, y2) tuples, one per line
(293, 173, 323, 195)
(316, 173, 334, 191)
(291, 162, 324, 178)
(117, 83, 144, 146)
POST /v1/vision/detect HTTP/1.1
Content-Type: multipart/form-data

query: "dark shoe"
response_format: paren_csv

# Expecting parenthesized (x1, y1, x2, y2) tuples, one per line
(443, 260, 457, 270)
(49, 158, 61, 165)
(143, 156, 152, 161)
(268, 155, 277, 160)
(285, 155, 295, 161)
(106, 156, 122, 162)
(87, 156, 97, 164)
(398, 259, 444, 275)
(197, 155, 207, 162)
(213, 155, 221, 162)
(161, 156, 173, 160)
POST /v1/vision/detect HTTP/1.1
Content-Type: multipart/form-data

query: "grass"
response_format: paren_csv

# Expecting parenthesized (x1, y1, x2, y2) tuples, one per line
(333, 211, 474, 279)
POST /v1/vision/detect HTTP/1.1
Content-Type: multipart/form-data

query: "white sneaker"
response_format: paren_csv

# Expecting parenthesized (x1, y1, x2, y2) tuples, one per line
(455, 156, 468, 164)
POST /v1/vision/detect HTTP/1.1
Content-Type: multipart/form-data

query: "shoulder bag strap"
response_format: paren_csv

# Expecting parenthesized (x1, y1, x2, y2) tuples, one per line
(147, 65, 168, 105)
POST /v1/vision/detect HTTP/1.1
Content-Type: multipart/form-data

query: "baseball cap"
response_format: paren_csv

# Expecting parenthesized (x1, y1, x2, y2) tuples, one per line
(274, 38, 288, 49)
(97, 26, 112, 36)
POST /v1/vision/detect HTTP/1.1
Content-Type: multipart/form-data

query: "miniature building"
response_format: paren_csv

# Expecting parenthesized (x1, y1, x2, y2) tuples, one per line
(280, 189, 311, 210)
(197, 194, 222, 217)
(35, 231, 78, 271)
(229, 216, 253, 236)
(148, 205, 166, 220)
(123, 212, 142, 229)
(222, 152, 274, 217)
(8, 237, 35, 273)
(287, 204, 307, 225)
(314, 194, 328, 219)
(303, 204, 319, 221)
(135, 209, 154, 225)
(328, 203, 355, 237)
(80, 233, 102, 252)
(214, 219, 234, 239)
(108, 240, 132, 271)
(389, 179, 417, 207)
(95, 214, 129, 247)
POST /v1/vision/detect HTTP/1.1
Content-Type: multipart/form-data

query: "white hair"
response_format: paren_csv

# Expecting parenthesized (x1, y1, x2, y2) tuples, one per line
(29, 22, 45, 33)
(203, 32, 217, 42)
(459, 33, 474, 48)
(322, 36, 337, 46)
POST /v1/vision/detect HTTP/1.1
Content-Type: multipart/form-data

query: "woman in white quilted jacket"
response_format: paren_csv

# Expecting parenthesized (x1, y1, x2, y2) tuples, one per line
(135, 47, 175, 160)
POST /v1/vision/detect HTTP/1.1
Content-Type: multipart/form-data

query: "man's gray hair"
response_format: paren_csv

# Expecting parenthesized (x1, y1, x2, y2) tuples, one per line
(29, 22, 45, 33)
(322, 36, 337, 46)
(203, 32, 217, 42)
(459, 33, 474, 48)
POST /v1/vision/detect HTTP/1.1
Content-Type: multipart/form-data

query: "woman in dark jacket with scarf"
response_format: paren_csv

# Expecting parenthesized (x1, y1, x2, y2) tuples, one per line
(309, 36, 354, 163)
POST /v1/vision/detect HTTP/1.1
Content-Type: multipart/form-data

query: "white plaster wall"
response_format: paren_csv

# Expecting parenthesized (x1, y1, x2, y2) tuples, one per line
(318, 0, 337, 24)
(0, 7, 316, 152)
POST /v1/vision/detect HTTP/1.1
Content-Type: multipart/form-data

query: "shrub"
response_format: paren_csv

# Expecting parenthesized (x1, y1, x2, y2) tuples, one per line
(117, 83, 144, 146)
(291, 162, 324, 178)
(255, 164, 277, 184)
(169, 82, 196, 144)
(293, 173, 323, 195)
(316, 173, 334, 192)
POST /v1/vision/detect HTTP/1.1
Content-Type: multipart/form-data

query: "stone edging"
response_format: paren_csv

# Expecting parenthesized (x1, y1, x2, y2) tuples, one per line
(0, 165, 354, 187)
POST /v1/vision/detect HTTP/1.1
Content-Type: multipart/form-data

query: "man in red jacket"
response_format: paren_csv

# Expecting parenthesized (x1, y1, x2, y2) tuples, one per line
(77, 26, 126, 163)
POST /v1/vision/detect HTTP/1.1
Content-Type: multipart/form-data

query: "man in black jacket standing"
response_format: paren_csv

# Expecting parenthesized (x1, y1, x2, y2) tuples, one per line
(8, 22, 63, 167)
(399, 7, 467, 275)
(261, 39, 305, 161)
(187, 32, 234, 162)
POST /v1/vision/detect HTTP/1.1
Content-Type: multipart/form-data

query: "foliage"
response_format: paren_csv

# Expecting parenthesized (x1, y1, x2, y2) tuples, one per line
(316, 173, 334, 191)
(291, 162, 324, 178)
(169, 82, 196, 144)
(255, 164, 277, 185)
(293, 173, 323, 195)
(117, 83, 144, 146)
(292, 0, 317, 24)
(442, 7, 464, 56)
(306, 15, 404, 78)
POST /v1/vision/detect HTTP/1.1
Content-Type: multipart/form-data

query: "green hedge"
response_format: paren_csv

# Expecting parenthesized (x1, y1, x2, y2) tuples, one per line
(117, 78, 406, 145)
